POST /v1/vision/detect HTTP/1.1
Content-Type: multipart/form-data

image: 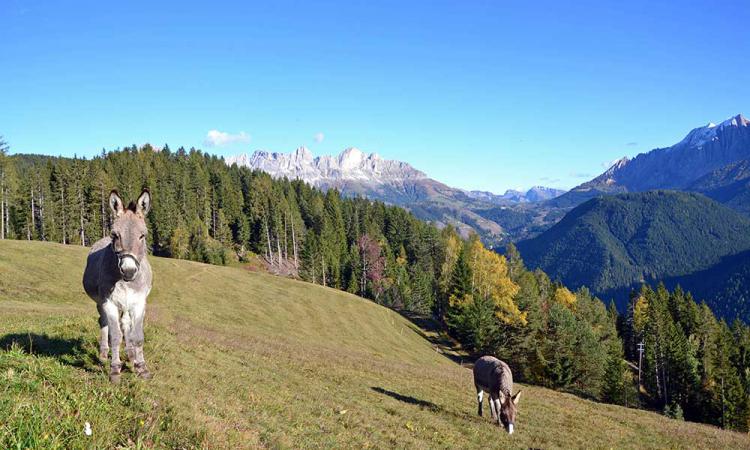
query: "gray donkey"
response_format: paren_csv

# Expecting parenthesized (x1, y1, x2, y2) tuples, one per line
(473, 355, 522, 434)
(83, 189, 153, 383)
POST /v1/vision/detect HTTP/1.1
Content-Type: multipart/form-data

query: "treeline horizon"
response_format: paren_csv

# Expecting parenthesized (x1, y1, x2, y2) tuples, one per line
(0, 142, 748, 430)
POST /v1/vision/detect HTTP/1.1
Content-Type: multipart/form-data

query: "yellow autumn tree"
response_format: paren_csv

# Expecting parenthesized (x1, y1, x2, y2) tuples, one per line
(632, 295, 649, 336)
(466, 237, 525, 325)
(439, 232, 462, 293)
(553, 286, 577, 310)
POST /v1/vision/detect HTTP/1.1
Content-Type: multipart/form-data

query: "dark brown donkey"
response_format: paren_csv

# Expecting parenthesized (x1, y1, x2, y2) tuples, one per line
(473, 355, 522, 433)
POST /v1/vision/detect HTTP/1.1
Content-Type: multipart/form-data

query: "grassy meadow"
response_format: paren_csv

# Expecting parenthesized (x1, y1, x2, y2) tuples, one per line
(1, 240, 748, 449)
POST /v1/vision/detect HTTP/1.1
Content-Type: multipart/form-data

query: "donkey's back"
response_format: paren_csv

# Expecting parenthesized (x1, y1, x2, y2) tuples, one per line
(473, 355, 513, 394)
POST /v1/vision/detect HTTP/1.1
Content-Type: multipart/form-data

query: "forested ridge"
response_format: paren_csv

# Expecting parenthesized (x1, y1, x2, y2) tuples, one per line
(0, 142, 749, 430)
(517, 190, 750, 318)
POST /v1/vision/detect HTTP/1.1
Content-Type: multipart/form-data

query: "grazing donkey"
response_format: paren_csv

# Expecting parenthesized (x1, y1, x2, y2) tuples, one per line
(473, 355, 522, 434)
(83, 189, 153, 383)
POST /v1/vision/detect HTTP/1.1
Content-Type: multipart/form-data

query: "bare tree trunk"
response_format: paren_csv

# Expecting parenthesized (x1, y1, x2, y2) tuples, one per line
(3, 196, 8, 239)
(290, 215, 298, 270)
(211, 189, 216, 238)
(321, 253, 326, 287)
(79, 209, 85, 245)
(100, 184, 107, 238)
(265, 219, 273, 266)
(1, 172, 5, 240)
(79, 186, 86, 246)
(654, 343, 661, 403)
(39, 191, 46, 241)
(283, 212, 288, 260)
(276, 231, 282, 267)
(30, 187, 35, 239)
(0, 188, 4, 240)
(60, 184, 67, 244)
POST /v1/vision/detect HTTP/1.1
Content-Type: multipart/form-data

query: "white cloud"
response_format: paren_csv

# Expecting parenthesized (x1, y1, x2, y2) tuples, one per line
(204, 130, 250, 147)
(314, 132, 325, 143)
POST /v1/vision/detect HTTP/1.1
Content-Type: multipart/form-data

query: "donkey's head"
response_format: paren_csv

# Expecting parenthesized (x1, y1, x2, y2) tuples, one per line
(499, 390, 521, 434)
(109, 189, 151, 281)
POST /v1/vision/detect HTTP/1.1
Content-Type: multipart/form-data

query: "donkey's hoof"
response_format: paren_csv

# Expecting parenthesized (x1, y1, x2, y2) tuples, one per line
(109, 372, 121, 384)
(134, 362, 152, 380)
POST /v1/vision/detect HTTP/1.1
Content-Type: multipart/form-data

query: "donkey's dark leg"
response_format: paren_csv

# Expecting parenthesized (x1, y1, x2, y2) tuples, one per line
(130, 303, 151, 380)
(96, 303, 109, 363)
(476, 385, 483, 417)
(102, 301, 123, 383)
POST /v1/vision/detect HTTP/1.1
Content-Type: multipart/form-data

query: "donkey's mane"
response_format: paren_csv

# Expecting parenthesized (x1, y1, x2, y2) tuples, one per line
(126, 201, 139, 212)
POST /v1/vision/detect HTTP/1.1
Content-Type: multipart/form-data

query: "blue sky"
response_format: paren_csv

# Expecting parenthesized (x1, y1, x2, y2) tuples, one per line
(2, 1, 748, 192)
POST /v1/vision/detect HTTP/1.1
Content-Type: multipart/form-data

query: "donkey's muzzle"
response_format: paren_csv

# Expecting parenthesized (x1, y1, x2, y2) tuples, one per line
(119, 255, 140, 281)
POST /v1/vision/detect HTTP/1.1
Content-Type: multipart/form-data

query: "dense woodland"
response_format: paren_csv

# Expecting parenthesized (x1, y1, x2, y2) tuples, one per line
(517, 191, 750, 320)
(0, 142, 748, 430)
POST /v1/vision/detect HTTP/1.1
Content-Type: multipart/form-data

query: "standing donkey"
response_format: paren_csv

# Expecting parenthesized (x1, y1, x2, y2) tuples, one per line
(83, 189, 153, 383)
(473, 355, 522, 434)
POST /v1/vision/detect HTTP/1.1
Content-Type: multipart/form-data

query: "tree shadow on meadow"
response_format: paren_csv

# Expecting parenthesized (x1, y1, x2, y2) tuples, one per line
(0, 332, 100, 372)
(371, 386, 442, 411)
(371, 386, 476, 422)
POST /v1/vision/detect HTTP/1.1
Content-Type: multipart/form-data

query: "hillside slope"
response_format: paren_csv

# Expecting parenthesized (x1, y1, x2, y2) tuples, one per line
(1, 240, 747, 449)
(517, 191, 750, 312)
(663, 249, 750, 321)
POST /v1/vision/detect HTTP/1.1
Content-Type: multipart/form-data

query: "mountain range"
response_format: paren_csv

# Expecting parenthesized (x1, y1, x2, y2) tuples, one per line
(551, 114, 750, 209)
(227, 147, 564, 245)
(227, 113, 750, 318)
(517, 113, 750, 318)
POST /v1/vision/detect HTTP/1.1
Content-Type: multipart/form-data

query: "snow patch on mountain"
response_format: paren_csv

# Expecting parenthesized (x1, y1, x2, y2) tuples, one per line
(677, 114, 748, 149)
(226, 147, 428, 187)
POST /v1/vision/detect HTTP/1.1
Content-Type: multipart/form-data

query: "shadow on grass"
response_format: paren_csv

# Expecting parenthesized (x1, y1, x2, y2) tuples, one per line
(371, 386, 477, 422)
(371, 386, 441, 411)
(0, 332, 100, 371)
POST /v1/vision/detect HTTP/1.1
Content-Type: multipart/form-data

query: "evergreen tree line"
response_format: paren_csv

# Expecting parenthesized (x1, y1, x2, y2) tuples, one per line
(1, 143, 747, 430)
(619, 284, 750, 430)
(0, 145, 446, 312)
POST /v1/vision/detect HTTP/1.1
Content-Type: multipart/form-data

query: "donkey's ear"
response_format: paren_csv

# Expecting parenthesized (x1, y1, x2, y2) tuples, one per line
(109, 190, 125, 217)
(512, 390, 522, 406)
(136, 189, 151, 217)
